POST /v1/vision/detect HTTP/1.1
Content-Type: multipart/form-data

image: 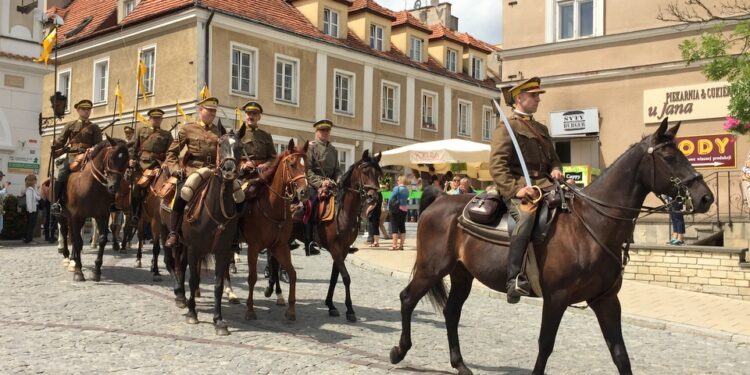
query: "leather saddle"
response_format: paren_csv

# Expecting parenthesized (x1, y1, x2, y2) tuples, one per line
(69, 153, 88, 173)
(319, 195, 335, 222)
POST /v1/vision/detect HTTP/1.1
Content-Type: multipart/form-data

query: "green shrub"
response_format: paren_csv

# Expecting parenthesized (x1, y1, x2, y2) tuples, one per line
(1, 195, 27, 240)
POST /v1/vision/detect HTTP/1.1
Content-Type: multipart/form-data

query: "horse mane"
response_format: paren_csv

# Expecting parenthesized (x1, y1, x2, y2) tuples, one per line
(339, 153, 382, 189)
(258, 144, 306, 183)
(89, 138, 126, 159)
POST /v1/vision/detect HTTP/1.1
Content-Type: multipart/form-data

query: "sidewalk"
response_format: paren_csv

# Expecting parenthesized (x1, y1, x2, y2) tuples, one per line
(349, 237, 750, 343)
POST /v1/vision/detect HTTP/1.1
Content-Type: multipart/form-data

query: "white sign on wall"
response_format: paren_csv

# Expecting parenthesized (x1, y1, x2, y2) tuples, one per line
(643, 82, 730, 123)
(549, 108, 600, 137)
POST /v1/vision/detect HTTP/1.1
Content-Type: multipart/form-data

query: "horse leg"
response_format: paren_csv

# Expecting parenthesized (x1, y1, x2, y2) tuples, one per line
(186, 252, 200, 324)
(70, 217, 85, 282)
(589, 295, 633, 374)
(274, 255, 284, 305)
(92, 215, 109, 282)
(244, 247, 259, 320)
(390, 270, 442, 365)
(213, 252, 231, 336)
(325, 263, 340, 317)
(444, 265, 475, 375)
(173, 245, 187, 308)
(59, 220, 70, 265)
(532, 295, 569, 375)
(335, 257, 357, 322)
(150, 219, 162, 282)
(224, 268, 239, 304)
(273, 246, 296, 321)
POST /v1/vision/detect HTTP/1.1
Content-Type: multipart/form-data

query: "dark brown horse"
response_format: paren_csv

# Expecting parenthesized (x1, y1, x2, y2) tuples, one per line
(58, 138, 130, 282)
(127, 169, 168, 282)
(241, 139, 309, 321)
(390, 119, 714, 375)
(290, 150, 382, 322)
(169, 132, 242, 335)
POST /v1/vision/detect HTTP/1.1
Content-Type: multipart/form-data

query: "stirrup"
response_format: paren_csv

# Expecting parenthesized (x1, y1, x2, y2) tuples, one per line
(513, 274, 530, 296)
(50, 203, 64, 217)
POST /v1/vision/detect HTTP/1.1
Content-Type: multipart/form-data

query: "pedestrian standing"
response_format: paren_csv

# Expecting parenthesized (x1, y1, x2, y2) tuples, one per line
(662, 195, 685, 245)
(0, 171, 7, 237)
(366, 189, 383, 247)
(389, 175, 409, 251)
(23, 174, 41, 244)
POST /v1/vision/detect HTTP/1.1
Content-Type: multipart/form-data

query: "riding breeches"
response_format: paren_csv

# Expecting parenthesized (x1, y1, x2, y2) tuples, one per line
(506, 197, 535, 242)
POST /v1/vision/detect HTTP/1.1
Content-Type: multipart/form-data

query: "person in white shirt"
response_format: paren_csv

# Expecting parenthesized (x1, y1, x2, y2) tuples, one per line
(23, 174, 41, 244)
(0, 171, 7, 243)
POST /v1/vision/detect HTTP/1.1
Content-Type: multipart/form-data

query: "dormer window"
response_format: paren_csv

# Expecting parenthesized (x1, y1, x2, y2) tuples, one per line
(409, 37, 423, 62)
(124, 0, 136, 17)
(370, 24, 384, 51)
(323, 8, 340, 38)
(446, 48, 458, 72)
(471, 56, 484, 80)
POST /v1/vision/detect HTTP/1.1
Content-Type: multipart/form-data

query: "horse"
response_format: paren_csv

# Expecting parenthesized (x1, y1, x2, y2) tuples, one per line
(389, 119, 714, 375)
(127, 169, 167, 282)
(287, 150, 382, 322)
(168, 132, 243, 335)
(58, 138, 130, 282)
(240, 139, 309, 321)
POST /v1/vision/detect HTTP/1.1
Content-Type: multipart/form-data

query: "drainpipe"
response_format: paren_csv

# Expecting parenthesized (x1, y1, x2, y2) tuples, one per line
(203, 9, 215, 88)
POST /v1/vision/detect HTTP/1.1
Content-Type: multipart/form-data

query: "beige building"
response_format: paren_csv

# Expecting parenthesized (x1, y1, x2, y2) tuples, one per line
(501, 0, 750, 232)
(39, 0, 500, 177)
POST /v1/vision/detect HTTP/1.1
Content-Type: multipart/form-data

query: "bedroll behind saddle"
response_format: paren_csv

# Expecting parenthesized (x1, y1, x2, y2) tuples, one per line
(181, 167, 244, 203)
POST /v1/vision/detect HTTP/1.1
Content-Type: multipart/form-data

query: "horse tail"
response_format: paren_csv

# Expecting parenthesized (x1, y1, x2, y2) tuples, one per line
(426, 279, 448, 312)
(419, 185, 443, 212)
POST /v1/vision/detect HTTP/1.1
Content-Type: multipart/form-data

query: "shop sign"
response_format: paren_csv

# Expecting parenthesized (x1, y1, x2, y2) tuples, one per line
(549, 108, 599, 137)
(643, 82, 730, 123)
(675, 134, 736, 168)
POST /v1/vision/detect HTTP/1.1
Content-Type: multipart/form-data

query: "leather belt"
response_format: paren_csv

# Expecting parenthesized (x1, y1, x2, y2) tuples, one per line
(511, 167, 547, 179)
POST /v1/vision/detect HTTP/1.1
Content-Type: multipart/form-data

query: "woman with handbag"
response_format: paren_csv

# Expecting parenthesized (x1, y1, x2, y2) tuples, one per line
(389, 175, 410, 250)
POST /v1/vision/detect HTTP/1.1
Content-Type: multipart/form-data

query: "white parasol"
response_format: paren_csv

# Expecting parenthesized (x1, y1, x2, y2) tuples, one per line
(380, 139, 493, 181)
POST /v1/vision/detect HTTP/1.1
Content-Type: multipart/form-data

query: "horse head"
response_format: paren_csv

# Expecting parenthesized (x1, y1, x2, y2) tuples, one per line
(92, 137, 129, 195)
(217, 131, 241, 181)
(639, 117, 714, 213)
(342, 150, 382, 198)
(279, 139, 309, 201)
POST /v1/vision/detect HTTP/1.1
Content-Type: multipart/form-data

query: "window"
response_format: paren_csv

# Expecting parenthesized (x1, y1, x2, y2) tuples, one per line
(57, 69, 71, 113)
(273, 136, 296, 155)
(381, 81, 399, 123)
(558, 0, 594, 40)
(421, 90, 438, 131)
(323, 8, 339, 38)
(482, 106, 494, 141)
(275, 55, 298, 104)
(139, 46, 155, 95)
(369, 24, 384, 51)
(458, 101, 472, 137)
(231, 44, 257, 97)
(471, 57, 484, 80)
(333, 142, 355, 171)
(334, 70, 355, 115)
(409, 37, 423, 61)
(123, 0, 136, 17)
(446, 48, 458, 72)
(92, 58, 109, 104)
(555, 141, 572, 164)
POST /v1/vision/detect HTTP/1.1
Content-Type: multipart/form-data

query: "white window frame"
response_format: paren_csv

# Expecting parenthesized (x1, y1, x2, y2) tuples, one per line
(274, 53, 299, 106)
(420, 89, 438, 132)
(333, 69, 356, 117)
(57, 68, 72, 114)
(332, 142, 355, 171)
(482, 105, 494, 141)
(123, 0, 136, 17)
(369, 23, 384, 51)
(446, 48, 458, 73)
(272, 135, 297, 155)
(471, 56, 484, 80)
(409, 36, 423, 62)
(546, 0, 602, 42)
(380, 80, 400, 125)
(457, 100, 472, 137)
(138, 45, 156, 96)
(229, 42, 259, 99)
(323, 8, 340, 38)
(91, 57, 109, 105)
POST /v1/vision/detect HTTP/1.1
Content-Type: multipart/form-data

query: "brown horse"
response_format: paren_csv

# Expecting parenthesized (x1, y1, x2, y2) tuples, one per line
(58, 138, 130, 282)
(125, 169, 168, 282)
(240, 139, 309, 321)
(390, 119, 714, 375)
(290, 150, 382, 322)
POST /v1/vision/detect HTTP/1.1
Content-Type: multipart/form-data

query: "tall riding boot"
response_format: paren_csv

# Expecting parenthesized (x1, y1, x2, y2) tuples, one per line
(303, 221, 320, 256)
(165, 197, 185, 248)
(506, 236, 531, 304)
(51, 181, 66, 216)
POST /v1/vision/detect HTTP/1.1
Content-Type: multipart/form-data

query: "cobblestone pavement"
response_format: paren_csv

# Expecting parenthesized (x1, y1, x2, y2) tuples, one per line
(1, 244, 749, 374)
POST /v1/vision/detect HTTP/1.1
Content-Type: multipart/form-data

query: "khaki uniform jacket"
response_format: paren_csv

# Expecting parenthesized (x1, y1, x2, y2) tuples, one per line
(52, 119, 103, 163)
(239, 124, 276, 163)
(489, 114, 562, 201)
(306, 140, 342, 189)
(131, 127, 173, 170)
(165, 121, 225, 175)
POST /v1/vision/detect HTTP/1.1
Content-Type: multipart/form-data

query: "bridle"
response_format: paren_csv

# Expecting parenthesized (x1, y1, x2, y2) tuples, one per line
(265, 152, 307, 201)
(90, 146, 125, 189)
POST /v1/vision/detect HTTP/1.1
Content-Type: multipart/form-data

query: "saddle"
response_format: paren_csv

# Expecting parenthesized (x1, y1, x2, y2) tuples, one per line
(69, 152, 88, 173)
(241, 178, 264, 200)
(136, 167, 160, 188)
(319, 195, 335, 222)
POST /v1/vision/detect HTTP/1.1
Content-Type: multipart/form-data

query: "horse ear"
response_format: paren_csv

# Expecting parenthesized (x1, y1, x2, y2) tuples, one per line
(287, 138, 295, 151)
(655, 117, 669, 139)
(107, 135, 116, 147)
(361, 149, 370, 161)
(665, 121, 681, 139)
(302, 140, 309, 153)
(375, 151, 382, 163)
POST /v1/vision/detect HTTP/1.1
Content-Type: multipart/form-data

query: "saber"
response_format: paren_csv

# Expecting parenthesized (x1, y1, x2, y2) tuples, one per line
(491, 98, 532, 188)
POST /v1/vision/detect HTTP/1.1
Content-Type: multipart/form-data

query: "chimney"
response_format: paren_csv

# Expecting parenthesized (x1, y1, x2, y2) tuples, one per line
(408, 2, 459, 31)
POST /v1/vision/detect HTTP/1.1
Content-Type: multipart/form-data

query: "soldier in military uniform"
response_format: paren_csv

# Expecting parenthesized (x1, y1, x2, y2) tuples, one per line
(304, 119, 343, 256)
(51, 99, 103, 216)
(164, 97, 226, 247)
(127, 108, 173, 225)
(238, 101, 276, 175)
(489, 77, 563, 303)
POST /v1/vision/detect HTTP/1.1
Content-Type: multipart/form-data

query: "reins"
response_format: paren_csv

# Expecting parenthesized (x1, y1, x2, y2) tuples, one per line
(88, 146, 125, 188)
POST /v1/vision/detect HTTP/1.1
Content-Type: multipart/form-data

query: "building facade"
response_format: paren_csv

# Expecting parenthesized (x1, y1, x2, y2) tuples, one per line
(39, 0, 500, 178)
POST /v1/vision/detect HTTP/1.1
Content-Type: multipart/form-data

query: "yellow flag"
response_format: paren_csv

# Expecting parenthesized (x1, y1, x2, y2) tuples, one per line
(137, 60, 147, 100)
(176, 101, 189, 123)
(114, 83, 125, 119)
(199, 83, 210, 99)
(33, 28, 57, 66)
(235, 107, 242, 130)
(135, 112, 150, 126)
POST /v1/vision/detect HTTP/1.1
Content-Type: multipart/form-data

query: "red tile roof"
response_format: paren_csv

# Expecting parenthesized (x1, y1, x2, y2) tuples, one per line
(0, 51, 35, 62)
(392, 11, 432, 34)
(456, 32, 498, 54)
(350, 0, 396, 21)
(428, 24, 466, 46)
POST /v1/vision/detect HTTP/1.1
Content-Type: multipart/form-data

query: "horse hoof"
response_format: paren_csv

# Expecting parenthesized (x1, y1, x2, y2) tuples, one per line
(73, 272, 85, 282)
(62, 258, 69, 266)
(276, 297, 286, 306)
(215, 326, 230, 336)
(186, 315, 199, 324)
(229, 264, 237, 274)
(92, 273, 101, 282)
(264, 287, 273, 298)
(328, 309, 340, 317)
(345, 313, 357, 322)
(135, 260, 142, 268)
(285, 310, 296, 321)
(456, 365, 474, 375)
(175, 298, 187, 309)
(228, 296, 240, 305)
(245, 310, 257, 320)
(153, 274, 162, 282)
(389, 346, 404, 364)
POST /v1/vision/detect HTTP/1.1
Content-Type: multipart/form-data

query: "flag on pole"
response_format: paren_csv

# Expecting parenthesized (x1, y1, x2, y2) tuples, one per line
(137, 59, 147, 100)
(33, 28, 57, 66)
(176, 101, 189, 123)
(135, 112, 150, 126)
(199, 83, 210, 99)
(114, 82, 125, 119)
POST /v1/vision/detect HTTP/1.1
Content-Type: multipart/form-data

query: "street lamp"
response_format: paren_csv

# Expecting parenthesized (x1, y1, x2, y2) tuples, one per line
(38, 91, 67, 135)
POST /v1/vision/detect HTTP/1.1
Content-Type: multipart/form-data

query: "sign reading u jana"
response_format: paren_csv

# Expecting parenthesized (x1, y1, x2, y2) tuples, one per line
(675, 134, 736, 169)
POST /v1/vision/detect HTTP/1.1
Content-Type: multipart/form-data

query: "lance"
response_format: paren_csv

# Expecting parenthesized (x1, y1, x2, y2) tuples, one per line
(109, 80, 119, 138)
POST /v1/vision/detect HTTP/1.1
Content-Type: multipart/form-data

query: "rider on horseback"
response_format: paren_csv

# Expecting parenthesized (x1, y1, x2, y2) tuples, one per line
(238, 101, 276, 195)
(304, 119, 342, 256)
(126, 108, 173, 228)
(164, 97, 226, 248)
(50, 99, 102, 217)
(490, 77, 563, 303)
